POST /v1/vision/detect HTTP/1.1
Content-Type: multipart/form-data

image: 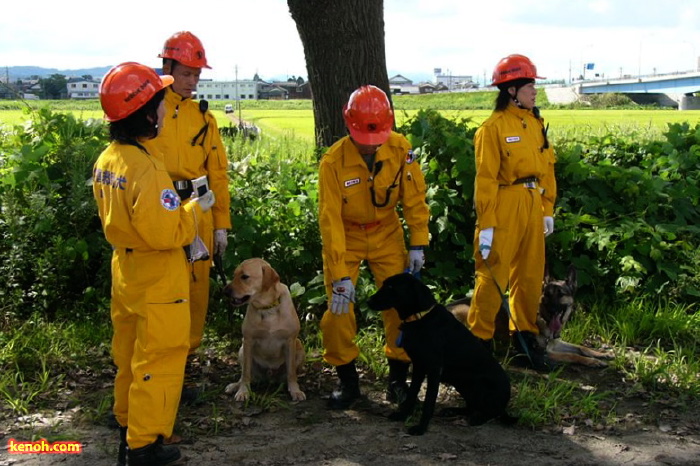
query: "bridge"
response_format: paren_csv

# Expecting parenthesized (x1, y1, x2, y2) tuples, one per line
(578, 71, 700, 109)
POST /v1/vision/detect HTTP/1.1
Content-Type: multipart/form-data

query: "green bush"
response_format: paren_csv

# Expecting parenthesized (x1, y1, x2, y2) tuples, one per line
(0, 109, 110, 323)
(397, 109, 477, 299)
(1, 108, 698, 329)
(551, 122, 700, 301)
(584, 93, 635, 108)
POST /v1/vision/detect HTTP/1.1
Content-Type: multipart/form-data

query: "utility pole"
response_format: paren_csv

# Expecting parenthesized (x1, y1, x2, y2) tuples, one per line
(235, 65, 241, 128)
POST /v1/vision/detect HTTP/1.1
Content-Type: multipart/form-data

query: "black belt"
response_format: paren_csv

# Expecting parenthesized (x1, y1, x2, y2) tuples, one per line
(173, 180, 193, 200)
(513, 176, 538, 185)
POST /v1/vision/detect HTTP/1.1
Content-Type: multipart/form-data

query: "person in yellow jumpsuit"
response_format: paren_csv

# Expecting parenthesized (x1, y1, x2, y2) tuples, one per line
(155, 31, 232, 357)
(467, 54, 557, 372)
(94, 62, 216, 465)
(318, 85, 430, 409)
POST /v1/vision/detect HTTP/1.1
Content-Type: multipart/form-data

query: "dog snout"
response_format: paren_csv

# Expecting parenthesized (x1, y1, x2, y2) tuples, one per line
(223, 283, 233, 299)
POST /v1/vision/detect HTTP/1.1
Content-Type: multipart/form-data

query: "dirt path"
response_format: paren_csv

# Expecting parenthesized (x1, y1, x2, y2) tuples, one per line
(3, 371, 699, 466)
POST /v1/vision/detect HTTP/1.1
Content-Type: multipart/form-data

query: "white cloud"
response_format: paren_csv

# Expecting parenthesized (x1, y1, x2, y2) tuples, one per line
(1, 0, 697, 84)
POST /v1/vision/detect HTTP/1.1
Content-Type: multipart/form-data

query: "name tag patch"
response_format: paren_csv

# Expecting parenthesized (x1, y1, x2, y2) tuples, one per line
(505, 136, 521, 143)
(344, 178, 361, 188)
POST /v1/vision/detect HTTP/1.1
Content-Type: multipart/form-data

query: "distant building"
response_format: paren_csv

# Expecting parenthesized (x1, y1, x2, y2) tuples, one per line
(259, 76, 312, 100)
(418, 82, 437, 94)
(195, 75, 311, 101)
(389, 74, 437, 95)
(67, 78, 100, 99)
(258, 84, 288, 100)
(389, 74, 413, 94)
(196, 79, 258, 101)
(434, 73, 477, 91)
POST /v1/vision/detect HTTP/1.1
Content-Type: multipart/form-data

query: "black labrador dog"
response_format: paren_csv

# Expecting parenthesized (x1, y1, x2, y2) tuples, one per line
(368, 273, 516, 435)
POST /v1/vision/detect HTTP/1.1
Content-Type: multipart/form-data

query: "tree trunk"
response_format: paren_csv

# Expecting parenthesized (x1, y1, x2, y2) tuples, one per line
(288, 0, 392, 150)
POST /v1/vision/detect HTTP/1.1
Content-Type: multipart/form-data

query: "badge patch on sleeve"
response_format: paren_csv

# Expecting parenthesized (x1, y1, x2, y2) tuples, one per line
(505, 136, 521, 143)
(161, 188, 181, 211)
(406, 149, 416, 164)
(344, 178, 361, 188)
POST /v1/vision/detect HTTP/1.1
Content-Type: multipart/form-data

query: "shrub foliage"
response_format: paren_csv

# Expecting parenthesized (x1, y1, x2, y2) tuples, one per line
(1, 108, 698, 327)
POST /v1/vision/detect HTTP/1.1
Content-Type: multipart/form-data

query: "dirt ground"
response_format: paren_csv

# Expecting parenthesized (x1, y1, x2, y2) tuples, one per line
(1, 350, 699, 466)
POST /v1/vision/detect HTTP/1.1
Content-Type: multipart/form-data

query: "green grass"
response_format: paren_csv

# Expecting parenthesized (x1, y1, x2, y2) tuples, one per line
(240, 109, 315, 140)
(3, 97, 699, 143)
(1, 298, 697, 431)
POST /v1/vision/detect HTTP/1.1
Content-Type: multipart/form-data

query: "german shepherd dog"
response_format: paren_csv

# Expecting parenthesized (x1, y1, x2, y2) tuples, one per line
(536, 265, 614, 367)
(368, 273, 516, 436)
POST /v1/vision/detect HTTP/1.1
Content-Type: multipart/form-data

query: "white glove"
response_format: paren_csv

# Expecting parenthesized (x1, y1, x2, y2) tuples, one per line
(331, 278, 355, 315)
(544, 216, 554, 237)
(214, 229, 228, 256)
(407, 248, 425, 274)
(479, 227, 494, 260)
(193, 190, 216, 212)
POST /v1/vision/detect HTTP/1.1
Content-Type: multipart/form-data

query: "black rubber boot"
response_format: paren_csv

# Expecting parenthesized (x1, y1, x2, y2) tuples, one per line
(512, 331, 552, 373)
(127, 435, 182, 466)
(328, 361, 361, 409)
(479, 338, 494, 354)
(117, 426, 127, 466)
(180, 384, 201, 406)
(386, 359, 410, 403)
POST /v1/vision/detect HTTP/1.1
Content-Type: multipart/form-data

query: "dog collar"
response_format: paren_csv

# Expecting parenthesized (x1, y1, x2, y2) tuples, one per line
(403, 304, 435, 323)
(257, 300, 280, 311)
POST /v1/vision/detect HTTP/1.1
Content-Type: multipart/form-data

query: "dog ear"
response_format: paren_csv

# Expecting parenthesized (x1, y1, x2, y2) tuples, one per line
(261, 261, 280, 291)
(543, 262, 552, 284)
(567, 264, 577, 295)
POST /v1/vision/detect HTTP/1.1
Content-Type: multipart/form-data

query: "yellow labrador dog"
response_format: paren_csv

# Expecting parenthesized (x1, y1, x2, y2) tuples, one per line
(223, 258, 306, 401)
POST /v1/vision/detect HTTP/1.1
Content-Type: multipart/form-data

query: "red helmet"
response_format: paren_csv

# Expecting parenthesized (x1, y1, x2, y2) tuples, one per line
(158, 31, 211, 69)
(100, 62, 174, 122)
(343, 85, 394, 145)
(491, 54, 545, 86)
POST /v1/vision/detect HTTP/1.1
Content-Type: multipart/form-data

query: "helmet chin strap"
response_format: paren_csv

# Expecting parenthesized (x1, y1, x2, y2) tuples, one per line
(509, 89, 525, 109)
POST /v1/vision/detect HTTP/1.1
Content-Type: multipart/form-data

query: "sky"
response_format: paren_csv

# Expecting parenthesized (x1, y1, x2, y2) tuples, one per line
(1, 0, 699, 86)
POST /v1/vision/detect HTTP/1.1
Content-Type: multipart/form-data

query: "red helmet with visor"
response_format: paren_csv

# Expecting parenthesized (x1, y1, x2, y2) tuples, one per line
(343, 85, 394, 146)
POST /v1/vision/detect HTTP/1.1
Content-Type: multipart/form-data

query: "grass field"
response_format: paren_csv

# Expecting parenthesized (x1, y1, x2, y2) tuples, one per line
(2, 99, 699, 143)
(236, 108, 700, 142)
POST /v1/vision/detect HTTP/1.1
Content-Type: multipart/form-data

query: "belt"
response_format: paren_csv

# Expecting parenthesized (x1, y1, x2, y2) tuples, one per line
(512, 176, 539, 189)
(173, 180, 192, 190)
(351, 221, 381, 230)
(173, 179, 193, 200)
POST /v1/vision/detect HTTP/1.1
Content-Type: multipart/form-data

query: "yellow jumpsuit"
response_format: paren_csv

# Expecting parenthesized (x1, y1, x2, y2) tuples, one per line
(468, 105, 557, 340)
(93, 138, 203, 449)
(156, 88, 232, 351)
(318, 132, 430, 366)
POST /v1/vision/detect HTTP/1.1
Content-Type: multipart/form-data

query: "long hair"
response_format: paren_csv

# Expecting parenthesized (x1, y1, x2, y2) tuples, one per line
(495, 88, 513, 111)
(494, 78, 535, 111)
(108, 89, 166, 143)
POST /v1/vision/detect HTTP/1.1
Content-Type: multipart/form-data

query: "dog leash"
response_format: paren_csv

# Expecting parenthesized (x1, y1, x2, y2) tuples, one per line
(213, 254, 228, 288)
(483, 259, 535, 366)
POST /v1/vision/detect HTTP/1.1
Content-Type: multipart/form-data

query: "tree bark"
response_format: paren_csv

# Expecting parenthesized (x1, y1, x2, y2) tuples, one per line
(287, 0, 391, 150)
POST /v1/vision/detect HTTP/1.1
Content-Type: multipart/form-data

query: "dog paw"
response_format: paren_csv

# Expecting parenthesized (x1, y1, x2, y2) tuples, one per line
(224, 382, 239, 395)
(289, 389, 306, 401)
(234, 386, 250, 402)
(468, 413, 491, 426)
(407, 425, 427, 436)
